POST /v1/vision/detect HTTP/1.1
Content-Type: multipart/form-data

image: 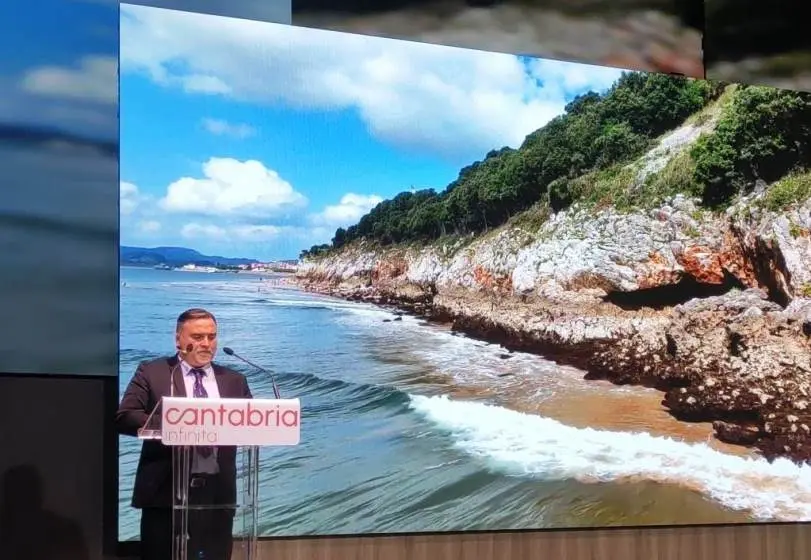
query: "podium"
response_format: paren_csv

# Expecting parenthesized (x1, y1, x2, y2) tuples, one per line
(139, 395, 301, 560)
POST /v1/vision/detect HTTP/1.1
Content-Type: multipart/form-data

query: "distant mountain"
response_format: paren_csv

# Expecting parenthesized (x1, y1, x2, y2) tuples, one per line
(120, 246, 258, 267)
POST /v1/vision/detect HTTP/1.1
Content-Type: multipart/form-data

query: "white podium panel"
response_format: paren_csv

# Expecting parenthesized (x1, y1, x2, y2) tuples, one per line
(139, 397, 301, 560)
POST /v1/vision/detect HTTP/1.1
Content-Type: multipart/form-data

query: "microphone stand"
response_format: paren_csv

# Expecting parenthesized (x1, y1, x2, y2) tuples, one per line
(223, 347, 281, 399)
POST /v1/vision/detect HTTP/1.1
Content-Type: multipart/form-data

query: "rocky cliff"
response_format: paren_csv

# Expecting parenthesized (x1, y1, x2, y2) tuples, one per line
(295, 87, 811, 465)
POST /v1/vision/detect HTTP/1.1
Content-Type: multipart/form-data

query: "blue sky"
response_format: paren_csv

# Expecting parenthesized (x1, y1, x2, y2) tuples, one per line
(119, 4, 627, 261)
(0, 0, 118, 140)
(0, 0, 291, 141)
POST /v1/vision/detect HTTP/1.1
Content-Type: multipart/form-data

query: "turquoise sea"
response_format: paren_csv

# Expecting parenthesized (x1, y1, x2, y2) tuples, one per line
(0, 142, 118, 376)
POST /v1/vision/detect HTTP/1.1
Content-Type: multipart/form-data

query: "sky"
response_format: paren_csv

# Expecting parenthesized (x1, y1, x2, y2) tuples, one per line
(0, 0, 118, 140)
(0, 0, 291, 141)
(119, 3, 628, 261)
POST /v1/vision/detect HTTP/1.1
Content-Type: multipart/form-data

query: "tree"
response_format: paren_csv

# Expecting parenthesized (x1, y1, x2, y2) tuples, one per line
(332, 227, 347, 248)
(302, 72, 758, 255)
(691, 86, 811, 207)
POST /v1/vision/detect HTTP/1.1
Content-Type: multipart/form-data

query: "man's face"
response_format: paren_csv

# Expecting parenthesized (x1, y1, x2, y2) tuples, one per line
(176, 317, 218, 367)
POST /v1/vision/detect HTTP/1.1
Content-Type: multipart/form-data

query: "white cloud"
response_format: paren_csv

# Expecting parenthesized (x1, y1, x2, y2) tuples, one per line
(180, 222, 228, 239)
(120, 5, 624, 160)
(120, 181, 141, 214)
(0, 75, 117, 140)
(310, 193, 383, 228)
(229, 224, 283, 240)
(201, 117, 256, 138)
(158, 157, 308, 216)
(121, 182, 165, 240)
(120, 155, 330, 254)
(181, 223, 284, 242)
(21, 55, 118, 105)
(139, 220, 162, 233)
(181, 74, 231, 95)
(179, 221, 328, 244)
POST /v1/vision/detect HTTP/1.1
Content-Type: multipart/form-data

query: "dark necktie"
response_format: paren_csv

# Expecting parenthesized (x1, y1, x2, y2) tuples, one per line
(191, 368, 213, 458)
(191, 368, 208, 398)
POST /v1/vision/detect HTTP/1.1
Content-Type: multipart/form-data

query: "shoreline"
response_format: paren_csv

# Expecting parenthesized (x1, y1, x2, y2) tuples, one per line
(120, 268, 811, 528)
(291, 274, 811, 466)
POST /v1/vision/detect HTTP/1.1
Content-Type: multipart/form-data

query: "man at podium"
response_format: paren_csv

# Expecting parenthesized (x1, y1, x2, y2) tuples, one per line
(116, 308, 253, 560)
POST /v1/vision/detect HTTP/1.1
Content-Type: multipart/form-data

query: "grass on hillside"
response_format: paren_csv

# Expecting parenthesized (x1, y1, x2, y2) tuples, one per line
(505, 201, 551, 238)
(686, 83, 737, 127)
(761, 171, 811, 212)
(638, 149, 702, 205)
(548, 90, 734, 215)
(559, 147, 700, 214)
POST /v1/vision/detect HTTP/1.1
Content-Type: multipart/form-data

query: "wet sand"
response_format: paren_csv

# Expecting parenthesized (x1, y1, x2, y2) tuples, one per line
(536, 377, 756, 458)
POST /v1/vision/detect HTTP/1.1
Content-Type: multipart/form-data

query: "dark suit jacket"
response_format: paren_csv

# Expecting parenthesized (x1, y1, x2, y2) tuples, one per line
(116, 355, 253, 509)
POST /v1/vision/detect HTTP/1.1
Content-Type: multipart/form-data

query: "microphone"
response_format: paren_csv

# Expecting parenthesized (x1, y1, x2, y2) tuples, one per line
(170, 343, 193, 398)
(222, 346, 280, 399)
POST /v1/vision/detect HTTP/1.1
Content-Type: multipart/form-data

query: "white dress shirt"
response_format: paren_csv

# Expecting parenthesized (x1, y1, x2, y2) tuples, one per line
(179, 359, 220, 474)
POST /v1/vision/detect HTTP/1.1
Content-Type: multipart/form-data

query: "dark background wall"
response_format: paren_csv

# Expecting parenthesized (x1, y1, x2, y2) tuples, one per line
(0, 375, 118, 560)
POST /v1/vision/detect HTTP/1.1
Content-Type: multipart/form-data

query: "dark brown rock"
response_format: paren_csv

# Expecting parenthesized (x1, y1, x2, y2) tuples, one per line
(713, 421, 762, 446)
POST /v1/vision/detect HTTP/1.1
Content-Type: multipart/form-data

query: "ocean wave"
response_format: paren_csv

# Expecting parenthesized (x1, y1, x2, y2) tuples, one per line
(408, 394, 811, 522)
(277, 371, 411, 416)
(0, 210, 115, 241)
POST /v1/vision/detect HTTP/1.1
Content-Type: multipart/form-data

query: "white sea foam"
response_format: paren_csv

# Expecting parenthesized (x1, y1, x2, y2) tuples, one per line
(293, 289, 576, 389)
(409, 394, 811, 521)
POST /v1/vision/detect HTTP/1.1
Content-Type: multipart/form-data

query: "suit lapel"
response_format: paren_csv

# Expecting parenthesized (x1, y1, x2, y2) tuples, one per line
(212, 363, 228, 398)
(168, 355, 187, 397)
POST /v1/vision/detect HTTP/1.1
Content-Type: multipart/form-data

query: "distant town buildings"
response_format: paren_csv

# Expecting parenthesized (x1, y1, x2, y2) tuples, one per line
(171, 260, 298, 273)
(179, 263, 218, 273)
(239, 260, 298, 273)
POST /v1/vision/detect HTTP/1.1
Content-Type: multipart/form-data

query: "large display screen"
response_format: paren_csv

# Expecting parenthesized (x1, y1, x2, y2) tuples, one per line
(0, 0, 119, 377)
(292, 0, 705, 78)
(118, 3, 811, 540)
(704, 0, 811, 92)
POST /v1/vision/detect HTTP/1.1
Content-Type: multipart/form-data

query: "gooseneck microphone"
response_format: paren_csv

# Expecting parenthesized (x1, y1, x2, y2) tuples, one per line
(222, 346, 281, 399)
(170, 343, 194, 398)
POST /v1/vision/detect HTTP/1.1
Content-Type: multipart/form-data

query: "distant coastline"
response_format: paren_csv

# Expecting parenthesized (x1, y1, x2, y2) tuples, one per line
(120, 263, 297, 277)
(119, 245, 298, 274)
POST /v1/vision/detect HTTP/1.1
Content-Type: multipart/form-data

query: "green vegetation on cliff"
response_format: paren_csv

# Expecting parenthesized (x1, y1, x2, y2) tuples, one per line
(761, 171, 811, 212)
(300, 73, 811, 260)
(691, 86, 811, 207)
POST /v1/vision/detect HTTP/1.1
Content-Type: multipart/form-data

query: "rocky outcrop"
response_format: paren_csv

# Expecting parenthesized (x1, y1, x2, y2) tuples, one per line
(590, 287, 811, 462)
(300, 192, 810, 302)
(726, 194, 811, 305)
(295, 106, 811, 462)
(296, 189, 811, 464)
